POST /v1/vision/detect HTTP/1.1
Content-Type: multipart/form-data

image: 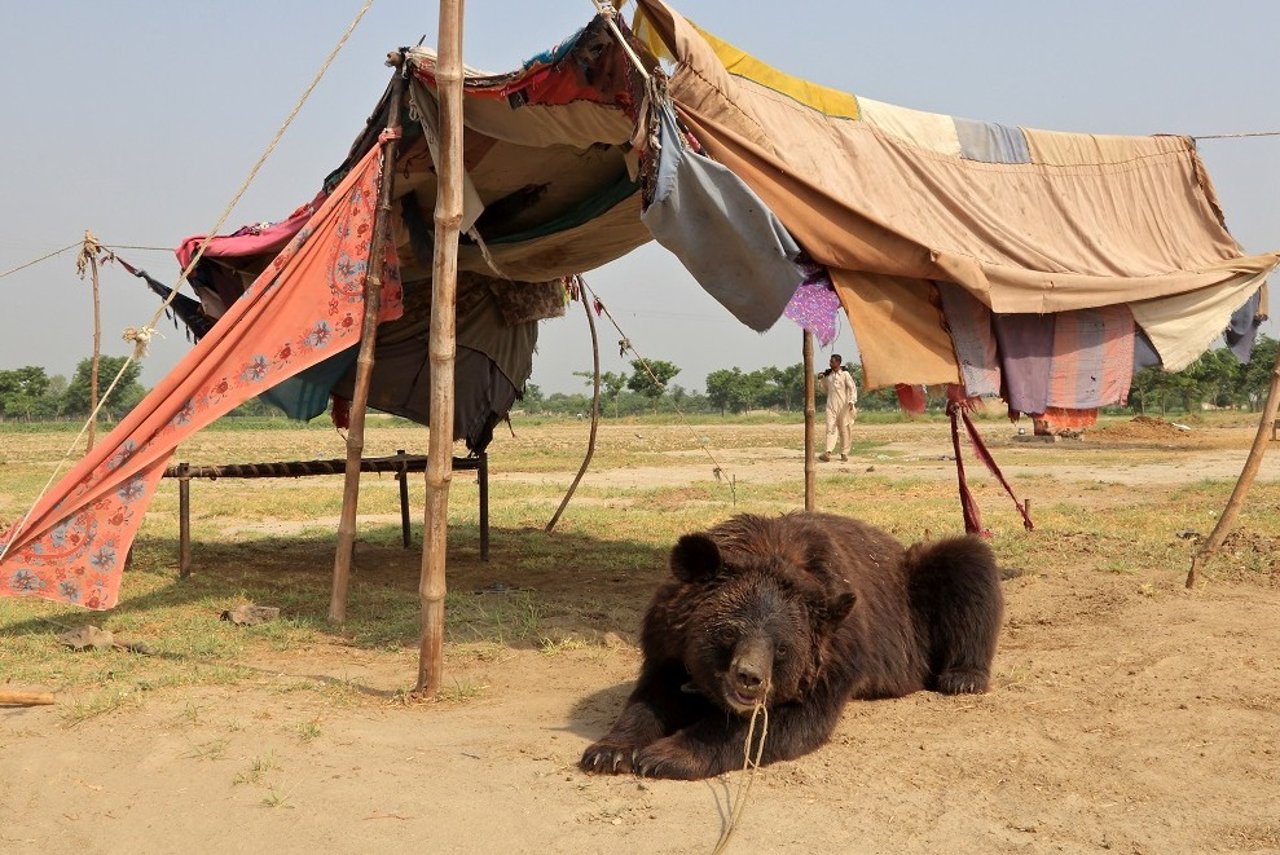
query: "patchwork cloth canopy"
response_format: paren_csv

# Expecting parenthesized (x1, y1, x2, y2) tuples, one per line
(3, 1, 1275, 609)
(631, 0, 1275, 402)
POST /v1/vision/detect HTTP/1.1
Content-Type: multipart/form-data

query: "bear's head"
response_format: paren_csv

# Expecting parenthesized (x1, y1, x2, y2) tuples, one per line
(668, 531, 855, 714)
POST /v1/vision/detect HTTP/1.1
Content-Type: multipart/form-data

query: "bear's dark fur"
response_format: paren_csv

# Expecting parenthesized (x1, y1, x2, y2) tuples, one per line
(580, 511, 1003, 779)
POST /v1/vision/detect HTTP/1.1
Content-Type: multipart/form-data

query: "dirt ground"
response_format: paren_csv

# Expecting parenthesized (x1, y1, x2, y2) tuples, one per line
(3, 420, 1280, 854)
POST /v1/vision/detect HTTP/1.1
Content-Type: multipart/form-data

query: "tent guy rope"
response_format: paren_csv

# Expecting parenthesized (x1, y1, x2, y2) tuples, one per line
(580, 279, 738, 497)
(0, 241, 79, 280)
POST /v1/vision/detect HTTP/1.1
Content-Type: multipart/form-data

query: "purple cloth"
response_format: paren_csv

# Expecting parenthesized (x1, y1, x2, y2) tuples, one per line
(993, 313, 1056, 415)
(784, 262, 841, 346)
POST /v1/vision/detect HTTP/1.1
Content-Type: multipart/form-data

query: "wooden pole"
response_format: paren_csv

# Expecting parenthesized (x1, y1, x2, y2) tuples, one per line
(329, 63, 406, 624)
(417, 0, 465, 697)
(397, 449, 411, 549)
(85, 231, 102, 451)
(0, 690, 55, 706)
(178, 462, 192, 578)
(1187, 342, 1280, 587)
(547, 285, 602, 532)
(803, 330, 816, 511)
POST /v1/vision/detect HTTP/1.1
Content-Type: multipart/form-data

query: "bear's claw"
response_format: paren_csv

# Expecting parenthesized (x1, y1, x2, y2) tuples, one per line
(579, 742, 638, 775)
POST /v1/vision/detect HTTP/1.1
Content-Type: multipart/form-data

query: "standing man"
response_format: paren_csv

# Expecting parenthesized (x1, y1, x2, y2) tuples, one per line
(818, 354, 857, 462)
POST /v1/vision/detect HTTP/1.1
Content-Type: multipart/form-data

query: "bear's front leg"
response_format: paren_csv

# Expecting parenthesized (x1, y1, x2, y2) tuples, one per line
(581, 660, 709, 775)
(634, 694, 846, 780)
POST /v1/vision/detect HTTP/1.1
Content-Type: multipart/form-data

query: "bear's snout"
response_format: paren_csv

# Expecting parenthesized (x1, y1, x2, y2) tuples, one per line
(726, 637, 773, 712)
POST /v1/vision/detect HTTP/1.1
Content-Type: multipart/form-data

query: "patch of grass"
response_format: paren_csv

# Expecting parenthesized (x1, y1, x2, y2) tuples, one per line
(60, 687, 142, 727)
(434, 679, 487, 703)
(234, 754, 277, 786)
(296, 719, 322, 743)
(260, 789, 294, 809)
(186, 738, 230, 761)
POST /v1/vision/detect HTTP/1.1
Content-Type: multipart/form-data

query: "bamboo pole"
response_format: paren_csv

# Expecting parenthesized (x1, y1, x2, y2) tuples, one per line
(547, 283, 602, 532)
(417, 0, 465, 697)
(0, 690, 55, 706)
(80, 230, 103, 451)
(328, 63, 406, 624)
(1186, 342, 1280, 588)
(803, 330, 815, 511)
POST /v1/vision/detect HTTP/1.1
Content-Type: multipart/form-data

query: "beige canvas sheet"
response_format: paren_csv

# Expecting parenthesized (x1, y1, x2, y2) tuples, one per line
(635, 0, 1276, 380)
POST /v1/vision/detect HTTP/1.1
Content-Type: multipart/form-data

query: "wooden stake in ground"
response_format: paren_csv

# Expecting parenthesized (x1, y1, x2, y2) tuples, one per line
(76, 230, 104, 452)
(417, 0, 465, 697)
(1187, 340, 1280, 587)
(803, 330, 816, 511)
(329, 64, 406, 624)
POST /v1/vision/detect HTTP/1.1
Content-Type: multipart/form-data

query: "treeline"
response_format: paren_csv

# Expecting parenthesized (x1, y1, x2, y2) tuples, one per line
(2, 336, 1276, 423)
(0, 357, 147, 421)
(526, 360, 932, 417)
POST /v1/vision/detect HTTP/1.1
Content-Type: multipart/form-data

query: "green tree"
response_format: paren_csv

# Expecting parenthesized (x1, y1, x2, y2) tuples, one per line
(627, 359, 680, 409)
(0, 366, 52, 420)
(1186, 347, 1244, 408)
(761, 363, 806, 411)
(1241, 335, 1278, 411)
(63, 356, 146, 420)
(705, 368, 742, 415)
(577, 370, 629, 417)
(520, 382, 545, 413)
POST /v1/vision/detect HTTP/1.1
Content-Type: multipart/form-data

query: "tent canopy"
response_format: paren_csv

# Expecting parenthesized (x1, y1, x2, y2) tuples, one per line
(3, 1, 1275, 610)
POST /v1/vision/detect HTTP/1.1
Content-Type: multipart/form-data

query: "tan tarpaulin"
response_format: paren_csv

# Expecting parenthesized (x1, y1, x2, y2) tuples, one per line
(635, 0, 1277, 386)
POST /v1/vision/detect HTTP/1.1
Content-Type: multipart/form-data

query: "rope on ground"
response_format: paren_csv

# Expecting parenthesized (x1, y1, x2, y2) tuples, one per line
(711, 701, 770, 855)
(0, 241, 80, 280)
(579, 279, 737, 500)
(0, 1, 376, 565)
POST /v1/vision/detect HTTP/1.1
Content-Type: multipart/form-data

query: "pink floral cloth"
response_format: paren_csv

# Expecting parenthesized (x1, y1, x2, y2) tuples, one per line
(0, 146, 400, 609)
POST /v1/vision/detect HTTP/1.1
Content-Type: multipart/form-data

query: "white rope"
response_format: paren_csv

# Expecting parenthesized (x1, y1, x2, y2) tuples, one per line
(0, 241, 79, 280)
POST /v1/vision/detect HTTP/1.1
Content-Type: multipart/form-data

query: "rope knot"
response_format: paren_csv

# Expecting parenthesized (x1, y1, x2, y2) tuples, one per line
(122, 326, 159, 358)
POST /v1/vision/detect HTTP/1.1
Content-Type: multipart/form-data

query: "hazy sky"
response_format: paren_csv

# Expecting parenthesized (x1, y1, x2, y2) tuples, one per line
(2, 1, 1277, 396)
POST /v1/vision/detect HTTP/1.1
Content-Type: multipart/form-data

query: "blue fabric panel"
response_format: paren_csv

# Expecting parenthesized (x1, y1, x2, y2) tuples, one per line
(641, 105, 803, 332)
(1224, 286, 1264, 362)
(1133, 328, 1162, 371)
(955, 117, 1032, 164)
(259, 348, 359, 421)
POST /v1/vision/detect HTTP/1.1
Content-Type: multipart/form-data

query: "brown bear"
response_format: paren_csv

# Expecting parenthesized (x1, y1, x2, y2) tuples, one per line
(580, 511, 1003, 779)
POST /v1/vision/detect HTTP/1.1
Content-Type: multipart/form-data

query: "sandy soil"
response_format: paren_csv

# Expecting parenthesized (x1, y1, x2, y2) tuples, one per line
(3, 421, 1279, 854)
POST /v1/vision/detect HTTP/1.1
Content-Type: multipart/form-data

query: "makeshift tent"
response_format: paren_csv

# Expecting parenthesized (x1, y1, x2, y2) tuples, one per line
(3, 0, 1276, 611)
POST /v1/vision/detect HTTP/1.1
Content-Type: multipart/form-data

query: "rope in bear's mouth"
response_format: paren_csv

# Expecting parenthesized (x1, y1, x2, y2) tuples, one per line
(711, 694, 770, 855)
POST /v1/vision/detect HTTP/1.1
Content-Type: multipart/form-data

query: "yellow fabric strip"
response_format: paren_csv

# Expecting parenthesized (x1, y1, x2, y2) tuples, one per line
(636, 7, 860, 121)
(692, 23, 860, 120)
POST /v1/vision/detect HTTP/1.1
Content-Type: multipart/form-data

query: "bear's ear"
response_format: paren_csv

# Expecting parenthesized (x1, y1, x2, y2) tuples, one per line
(670, 533, 722, 583)
(821, 591, 856, 626)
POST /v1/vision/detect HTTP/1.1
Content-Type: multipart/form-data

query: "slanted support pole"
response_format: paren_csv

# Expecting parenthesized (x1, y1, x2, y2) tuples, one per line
(329, 62, 406, 624)
(1187, 341, 1280, 587)
(803, 330, 816, 511)
(417, 0, 465, 697)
